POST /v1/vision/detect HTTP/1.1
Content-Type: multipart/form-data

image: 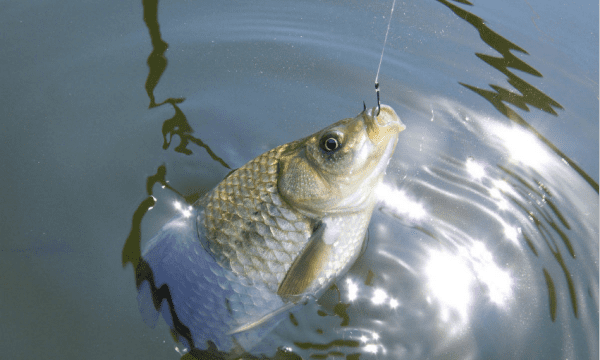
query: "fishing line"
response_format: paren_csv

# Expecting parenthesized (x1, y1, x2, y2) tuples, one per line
(375, 0, 396, 115)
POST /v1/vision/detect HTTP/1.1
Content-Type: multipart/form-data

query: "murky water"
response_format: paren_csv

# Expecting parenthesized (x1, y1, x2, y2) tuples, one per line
(1, 0, 597, 359)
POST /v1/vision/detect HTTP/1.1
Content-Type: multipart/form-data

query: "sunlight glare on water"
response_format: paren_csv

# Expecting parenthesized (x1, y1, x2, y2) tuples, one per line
(375, 183, 427, 221)
(489, 180, 512, 210)
(503, 223, 520, 245)
(464, 242, 513, 307)
(465, 157, 486, 180)
(425, 249, 474, 324)
(425, 241, 513, 324)
(371, 288, 388, 305)
(173, 201, 193, 218)
(489, 123, 553, 168)
(345, 277, 359, 302)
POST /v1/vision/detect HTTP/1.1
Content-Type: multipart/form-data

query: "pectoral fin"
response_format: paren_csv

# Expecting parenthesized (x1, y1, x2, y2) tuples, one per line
(277, 221, 332, 298)
(231, 221, 334, 334)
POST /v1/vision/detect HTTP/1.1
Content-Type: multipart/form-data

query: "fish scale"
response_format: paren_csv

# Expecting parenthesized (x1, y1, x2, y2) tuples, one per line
(199, 144, 314, 293)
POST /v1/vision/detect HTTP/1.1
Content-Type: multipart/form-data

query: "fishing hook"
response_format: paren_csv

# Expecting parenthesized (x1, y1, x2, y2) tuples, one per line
(375, 82, 381, 116)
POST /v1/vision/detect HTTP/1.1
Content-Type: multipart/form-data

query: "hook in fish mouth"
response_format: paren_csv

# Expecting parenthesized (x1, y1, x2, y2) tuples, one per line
(363, 104, 405, 144)
(375, 82, 381, 116)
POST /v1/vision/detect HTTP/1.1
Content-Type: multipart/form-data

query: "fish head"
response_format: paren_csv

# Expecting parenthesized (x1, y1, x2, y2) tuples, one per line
(278, 104, 405, 216)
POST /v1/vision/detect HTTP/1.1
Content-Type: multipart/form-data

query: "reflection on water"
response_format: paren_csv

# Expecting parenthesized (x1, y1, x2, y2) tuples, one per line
(437, 0, 598, 193)
(375, 183, 426, 221)
(122, 0, 598, 359)
(425, 241, 513, 322)
(143, 0, 230, 168)
(499, 163, 579, 319)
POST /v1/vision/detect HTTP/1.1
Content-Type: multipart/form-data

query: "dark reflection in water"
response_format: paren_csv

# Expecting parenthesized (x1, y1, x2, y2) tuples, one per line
(543, 268, 558, 321)
(142, 0, 230, 168)
(143, 0, 169, 109)
(438, 0, 598, 193)
(499, 165, 578, 320)
(160, 98, 231, 168)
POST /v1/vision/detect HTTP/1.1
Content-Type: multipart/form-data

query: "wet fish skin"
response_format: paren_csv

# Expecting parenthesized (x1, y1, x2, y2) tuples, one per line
(138, 105, 404, 352)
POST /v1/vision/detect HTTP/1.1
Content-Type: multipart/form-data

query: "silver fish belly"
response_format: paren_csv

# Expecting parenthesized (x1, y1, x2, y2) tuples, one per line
(137, 105, 405, 352)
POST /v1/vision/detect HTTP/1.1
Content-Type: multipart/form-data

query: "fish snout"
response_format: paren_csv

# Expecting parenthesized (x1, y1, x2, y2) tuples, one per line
(365, 104, 405, 144)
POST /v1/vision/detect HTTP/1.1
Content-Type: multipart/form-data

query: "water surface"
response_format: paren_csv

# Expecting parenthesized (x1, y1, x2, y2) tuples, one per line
(0, 0, 597, 359)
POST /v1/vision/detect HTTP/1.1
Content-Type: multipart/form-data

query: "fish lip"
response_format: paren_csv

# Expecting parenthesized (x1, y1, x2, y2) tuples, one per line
(329, 105, 403, 213)
(364, 104, 405, 144)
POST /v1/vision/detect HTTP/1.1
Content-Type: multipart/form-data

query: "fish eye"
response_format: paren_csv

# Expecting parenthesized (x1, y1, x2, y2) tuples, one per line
(320, 134, 342, 153)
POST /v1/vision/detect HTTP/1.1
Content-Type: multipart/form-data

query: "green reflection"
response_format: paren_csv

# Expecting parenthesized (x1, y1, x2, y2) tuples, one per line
(160, 99, 231, 168)
(543, 268, 557, 321)
(182, 343, 269, 360)
(438, 0, 598, 193)
(500, 166, 579, 320)
(333, 303, 351, 327)
(293, 339, 360, 351)
(143, 0, 168, 108)
(364, 269, 375, 286)
(142, 0, 230, 167)
(500, 166, 575, 260)
(522, 232, 538, 256)
(309, 351, 345, 359)
(289, 313, 299, 327)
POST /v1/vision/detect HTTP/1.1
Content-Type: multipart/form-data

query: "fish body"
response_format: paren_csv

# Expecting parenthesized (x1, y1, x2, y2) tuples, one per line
(138, 105, 405, 352)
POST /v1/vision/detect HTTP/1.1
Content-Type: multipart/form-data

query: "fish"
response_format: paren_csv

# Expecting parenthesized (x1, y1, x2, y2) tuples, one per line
(137, 104, 405, 354)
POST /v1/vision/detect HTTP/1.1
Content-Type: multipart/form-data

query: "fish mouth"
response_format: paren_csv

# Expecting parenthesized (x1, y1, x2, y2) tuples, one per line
(364, 104, 405, 144)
